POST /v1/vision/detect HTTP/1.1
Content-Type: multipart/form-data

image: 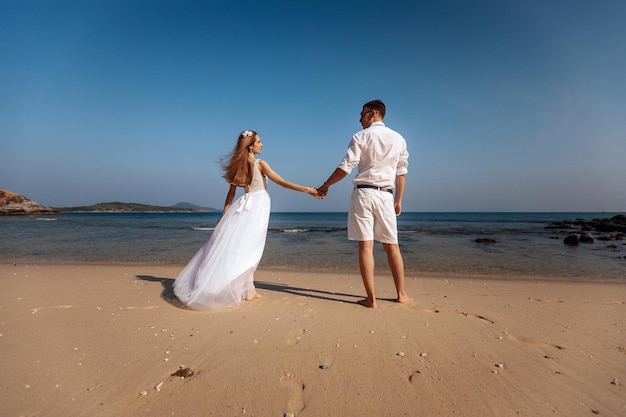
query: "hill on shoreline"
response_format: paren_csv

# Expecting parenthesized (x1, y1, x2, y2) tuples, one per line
(56, 202, 219, 213)
(0, 189, 219, 215)
(171, 202, 217, 211)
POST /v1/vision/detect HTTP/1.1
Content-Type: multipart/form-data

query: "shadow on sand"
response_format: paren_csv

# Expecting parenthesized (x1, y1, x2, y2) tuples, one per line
(135, 275, 185, 308)
(134, 275, 367, 308)
(254, 281, 365, 305)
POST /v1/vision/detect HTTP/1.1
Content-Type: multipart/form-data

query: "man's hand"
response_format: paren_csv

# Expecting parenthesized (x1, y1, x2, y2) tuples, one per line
(316, 185, 329, 199)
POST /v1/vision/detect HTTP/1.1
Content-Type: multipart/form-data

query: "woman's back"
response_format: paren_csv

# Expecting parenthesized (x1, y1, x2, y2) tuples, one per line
(245, 159, 267, 193)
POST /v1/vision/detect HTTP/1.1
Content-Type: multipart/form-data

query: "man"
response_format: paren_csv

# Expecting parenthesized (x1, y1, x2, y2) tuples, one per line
(317, 100, 413, 308)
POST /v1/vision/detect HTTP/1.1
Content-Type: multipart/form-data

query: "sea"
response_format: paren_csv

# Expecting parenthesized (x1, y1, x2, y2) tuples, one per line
(1, 212, 624, 282)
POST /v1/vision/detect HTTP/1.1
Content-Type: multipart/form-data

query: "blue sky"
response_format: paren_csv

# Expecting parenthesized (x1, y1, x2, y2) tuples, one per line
(1, 0, 625, 212)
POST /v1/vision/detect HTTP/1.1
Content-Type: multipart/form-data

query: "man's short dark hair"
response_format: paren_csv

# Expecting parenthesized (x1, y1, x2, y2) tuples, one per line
(364, 99, 386, 118)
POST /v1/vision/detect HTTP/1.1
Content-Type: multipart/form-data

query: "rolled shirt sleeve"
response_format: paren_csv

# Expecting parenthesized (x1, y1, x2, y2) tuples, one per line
(337, 135, 362, 175)
(396, 143, 409, 176)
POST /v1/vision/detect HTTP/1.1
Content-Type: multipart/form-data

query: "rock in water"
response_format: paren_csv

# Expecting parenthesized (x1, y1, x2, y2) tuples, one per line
(564, 235, 580, 246)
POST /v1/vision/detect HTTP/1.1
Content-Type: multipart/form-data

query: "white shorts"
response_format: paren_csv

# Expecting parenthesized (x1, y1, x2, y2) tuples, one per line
(347, 188, 398, 244)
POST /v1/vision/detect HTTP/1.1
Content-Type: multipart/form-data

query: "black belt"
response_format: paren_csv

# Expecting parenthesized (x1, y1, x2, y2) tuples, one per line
(355, 184, 393, 194)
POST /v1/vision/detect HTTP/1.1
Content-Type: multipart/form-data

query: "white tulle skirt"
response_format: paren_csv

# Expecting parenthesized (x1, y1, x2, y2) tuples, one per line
(173, 190, 271, 310)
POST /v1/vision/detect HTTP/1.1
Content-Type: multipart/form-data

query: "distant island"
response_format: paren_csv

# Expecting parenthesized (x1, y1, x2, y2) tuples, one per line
(56, 201, 219, 213)
(0, 189, 219, 215)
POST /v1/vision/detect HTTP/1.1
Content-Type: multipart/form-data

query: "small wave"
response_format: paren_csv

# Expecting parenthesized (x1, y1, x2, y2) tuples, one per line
(283, 228, 310, 233)
(191, 227, 215, 231)
(36, 218, 58, 221)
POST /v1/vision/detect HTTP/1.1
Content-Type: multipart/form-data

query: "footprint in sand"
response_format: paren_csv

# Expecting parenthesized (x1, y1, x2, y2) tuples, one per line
(408, 370, 422, 382)
(32, 305, 73, 314)
(279, 373, 305, 416)
(287, 328, 306, 345)
(302, 308, 318, 319)
(505, 334, 565, 350)
(456, 310, 495, 324)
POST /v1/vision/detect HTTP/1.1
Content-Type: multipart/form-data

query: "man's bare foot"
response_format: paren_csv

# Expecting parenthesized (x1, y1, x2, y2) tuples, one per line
(397, 293, 414, 304)
(357, 298, 377, 308)
(245, 292, 262, 301)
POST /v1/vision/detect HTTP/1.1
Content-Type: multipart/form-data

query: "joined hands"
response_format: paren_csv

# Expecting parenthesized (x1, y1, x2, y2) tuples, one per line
(304, 186, 327, 199)
(305, 187, 323, 199)
(304, 185, 329, 199)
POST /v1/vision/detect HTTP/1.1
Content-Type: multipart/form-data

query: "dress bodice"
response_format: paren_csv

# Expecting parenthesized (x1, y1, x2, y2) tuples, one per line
(245, 159, 267, 193)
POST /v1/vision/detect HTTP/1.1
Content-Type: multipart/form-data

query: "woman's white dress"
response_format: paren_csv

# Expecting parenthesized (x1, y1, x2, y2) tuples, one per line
(173, 159, 271, 310)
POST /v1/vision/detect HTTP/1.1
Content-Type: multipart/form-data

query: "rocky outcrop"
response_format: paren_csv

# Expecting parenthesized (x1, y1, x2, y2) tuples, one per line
(546, 215, 625, 246)
(546, 215, 626, 234)
(0, 189, 61, 215)
(590, 215, 626, 233)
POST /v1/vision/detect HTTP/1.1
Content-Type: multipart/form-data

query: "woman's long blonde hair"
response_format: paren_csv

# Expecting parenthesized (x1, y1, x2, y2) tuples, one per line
(220, 130, 257, 187)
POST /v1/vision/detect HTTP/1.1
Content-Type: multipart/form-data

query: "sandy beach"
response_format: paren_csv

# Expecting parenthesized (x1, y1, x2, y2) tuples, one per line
(1, 263, 624, 417)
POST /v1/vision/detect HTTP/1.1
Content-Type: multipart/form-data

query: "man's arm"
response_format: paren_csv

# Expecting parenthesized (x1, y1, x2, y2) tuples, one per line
(317, 168, 348, 197)
(394, 174, 406, 216)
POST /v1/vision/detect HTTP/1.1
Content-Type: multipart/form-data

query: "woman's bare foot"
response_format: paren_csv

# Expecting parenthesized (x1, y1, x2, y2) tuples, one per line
(245, 292, 262, 301)
(357, 298, 377, 308)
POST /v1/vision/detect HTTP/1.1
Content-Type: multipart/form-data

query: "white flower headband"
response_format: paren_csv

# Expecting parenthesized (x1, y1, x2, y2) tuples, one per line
(241, 130, 254, 137)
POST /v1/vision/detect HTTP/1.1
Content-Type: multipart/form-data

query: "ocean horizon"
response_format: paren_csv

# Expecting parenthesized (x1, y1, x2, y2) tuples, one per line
(1, 211, 624, 283)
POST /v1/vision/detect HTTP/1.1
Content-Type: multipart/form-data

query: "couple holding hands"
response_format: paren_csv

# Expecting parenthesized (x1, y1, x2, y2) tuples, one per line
(173, 100, 413, 310)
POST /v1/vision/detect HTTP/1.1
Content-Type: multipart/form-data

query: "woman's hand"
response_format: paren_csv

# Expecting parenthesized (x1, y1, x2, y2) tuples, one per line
(305, 187, 321, 198)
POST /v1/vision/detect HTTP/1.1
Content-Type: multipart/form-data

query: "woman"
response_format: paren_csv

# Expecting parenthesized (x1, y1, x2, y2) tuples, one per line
(173, 130, 318, 310)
